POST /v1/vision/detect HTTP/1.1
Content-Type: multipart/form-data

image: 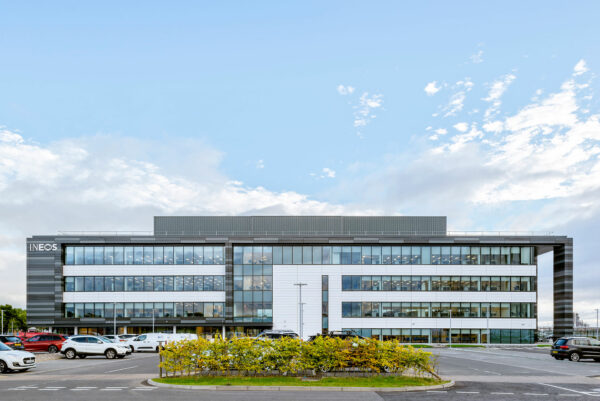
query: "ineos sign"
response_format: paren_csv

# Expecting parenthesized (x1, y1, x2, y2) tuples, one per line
(29, 243, 58, 252)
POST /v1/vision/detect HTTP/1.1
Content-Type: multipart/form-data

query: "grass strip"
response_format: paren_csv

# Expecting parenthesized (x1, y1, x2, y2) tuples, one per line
(154, 375, 445, 388)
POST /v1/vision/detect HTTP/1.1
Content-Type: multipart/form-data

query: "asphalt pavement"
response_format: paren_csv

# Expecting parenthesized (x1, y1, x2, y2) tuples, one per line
(0, 347, 599, 400)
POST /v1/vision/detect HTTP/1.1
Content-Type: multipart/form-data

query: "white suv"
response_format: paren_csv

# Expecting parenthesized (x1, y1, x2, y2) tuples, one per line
(60, 335, 131, 359)
(0, 342, 36, 372)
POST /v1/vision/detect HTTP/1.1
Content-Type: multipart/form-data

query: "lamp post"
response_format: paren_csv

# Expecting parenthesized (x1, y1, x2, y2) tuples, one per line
(294, 283, 307, 339)
(449, 309, 452, 347)
(596, 308, 600, 340)
(1, 309, 3, 335)
(487, 309, 490, 346)
(113, 303, 117, 336)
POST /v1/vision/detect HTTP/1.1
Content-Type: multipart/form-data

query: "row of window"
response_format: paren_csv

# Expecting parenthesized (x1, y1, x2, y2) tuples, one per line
(65, 244, 536, 266)
(64, 276, 224, 292)
(342, 276, 536, 292)
(232, 302, 273, 322)
(64, 302, 225, 319)
(65, 246, 225, 265)
(341, 302, 536, 318)
(343, 328, 535, 344)
(234, 246, 535, 265)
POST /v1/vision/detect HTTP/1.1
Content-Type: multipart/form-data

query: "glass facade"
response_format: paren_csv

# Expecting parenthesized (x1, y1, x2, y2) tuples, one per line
(64, 302, 224, 318)
(341, 302, 536, 318)
(65, 246, 225, 265)
(343, 328, 535, 344)
(342, 276, 536, 292)
(64, 276, 225, 292)
(233, 246, 273, 323)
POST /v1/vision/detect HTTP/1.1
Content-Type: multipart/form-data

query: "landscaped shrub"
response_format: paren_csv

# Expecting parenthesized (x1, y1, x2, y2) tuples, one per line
(159, 335, 438, 379)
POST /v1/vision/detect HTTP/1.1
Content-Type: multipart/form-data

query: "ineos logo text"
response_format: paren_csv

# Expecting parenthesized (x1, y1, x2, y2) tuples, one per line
(29, 243, 58, 252)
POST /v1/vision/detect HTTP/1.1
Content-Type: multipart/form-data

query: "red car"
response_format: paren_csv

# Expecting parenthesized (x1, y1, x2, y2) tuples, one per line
(22, 334, 67, 353)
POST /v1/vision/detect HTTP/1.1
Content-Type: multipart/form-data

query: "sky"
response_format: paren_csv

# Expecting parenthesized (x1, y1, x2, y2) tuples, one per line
(1, 1, 599, 326)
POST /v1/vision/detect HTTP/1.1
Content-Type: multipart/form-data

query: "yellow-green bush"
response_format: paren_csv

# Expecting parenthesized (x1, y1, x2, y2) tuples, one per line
(159, 335, 438, 378)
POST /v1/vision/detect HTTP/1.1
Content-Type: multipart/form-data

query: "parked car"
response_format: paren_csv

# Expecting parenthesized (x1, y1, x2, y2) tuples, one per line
(0, 335, 25, 350)
(551, 337, 600, 362)
(23, 334, 67, 353)
(118, 334, 137, 341)
(308, 330, 367, 341)
(255, 330, 299, 340)
(0, 341, 36, 372)
(125, 333, 198, 352)
(60, 335, 131, 359)
(103, 335, 124, 343)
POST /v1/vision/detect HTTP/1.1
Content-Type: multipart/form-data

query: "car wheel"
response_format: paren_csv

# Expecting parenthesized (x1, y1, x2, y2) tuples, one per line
(105, 349, 117, 359)
(78, 355, 87, 359)
(130, 345, 135, 353)
(48, 345, 58, 354)
(569, 352, 581, 362)
(64, 349, 77, 360)
(0, 359, 7, 373)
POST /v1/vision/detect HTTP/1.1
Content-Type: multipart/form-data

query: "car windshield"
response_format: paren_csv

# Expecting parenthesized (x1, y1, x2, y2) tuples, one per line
(3, 336, 21, 342)
(97, 336, 112, 343)
(0, 342, 11, 351)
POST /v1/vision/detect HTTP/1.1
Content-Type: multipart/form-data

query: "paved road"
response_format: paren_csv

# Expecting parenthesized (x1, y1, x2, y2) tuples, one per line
(0, 348, 599, 400)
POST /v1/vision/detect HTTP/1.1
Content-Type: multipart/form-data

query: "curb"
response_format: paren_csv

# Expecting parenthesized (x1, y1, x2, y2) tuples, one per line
(146, 378, 455, 392)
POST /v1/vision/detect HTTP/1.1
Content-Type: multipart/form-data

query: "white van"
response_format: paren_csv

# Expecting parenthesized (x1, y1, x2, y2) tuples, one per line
(125, 333, 198, 352)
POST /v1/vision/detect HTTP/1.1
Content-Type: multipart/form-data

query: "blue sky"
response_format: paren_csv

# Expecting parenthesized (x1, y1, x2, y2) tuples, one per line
(1, 1, 599, 325)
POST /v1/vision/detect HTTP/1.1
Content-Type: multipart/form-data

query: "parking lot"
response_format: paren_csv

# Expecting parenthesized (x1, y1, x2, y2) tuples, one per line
(1, 347, 600, 400)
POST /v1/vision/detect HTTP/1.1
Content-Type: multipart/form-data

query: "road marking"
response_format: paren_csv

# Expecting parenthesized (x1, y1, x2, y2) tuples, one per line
(105, 387, 128, 389)
(539, 383, 599, 396)
(557, 395, 582, 397)
(75, 387, 97, 389)
(132, 387, 155, 390)
(491, 392, 514, 395)
(456, 391, 480, 394)
(524, 393, 549, 396)
(104, 364, 138, 373)
(39, 388, 61, 391)
(426, 390, 447, 393)
(483, 370, 501, 375)
(100, 388, 123, 391)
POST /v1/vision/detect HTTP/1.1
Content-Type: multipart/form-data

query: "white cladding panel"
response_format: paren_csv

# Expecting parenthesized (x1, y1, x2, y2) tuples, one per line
(272, 264, 537, 338)
(64, 265, 225, 276)
(63, 292, 225, 303)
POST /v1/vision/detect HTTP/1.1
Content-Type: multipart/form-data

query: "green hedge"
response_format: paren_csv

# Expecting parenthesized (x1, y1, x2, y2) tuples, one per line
(159, 336, 439, 379)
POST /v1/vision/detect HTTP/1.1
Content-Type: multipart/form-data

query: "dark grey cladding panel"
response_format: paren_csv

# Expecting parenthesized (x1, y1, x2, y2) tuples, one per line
(154, 216, 447, 236)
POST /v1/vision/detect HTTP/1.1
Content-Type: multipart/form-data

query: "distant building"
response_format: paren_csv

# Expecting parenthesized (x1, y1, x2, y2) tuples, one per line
(26, 216, 574, 343)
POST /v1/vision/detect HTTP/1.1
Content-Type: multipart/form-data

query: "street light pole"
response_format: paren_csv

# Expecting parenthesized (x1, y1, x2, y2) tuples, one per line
(592, 308, 598, 338)
(113, 303, 117, 336)
(487, 309, 490, 346)
(449, 309, 452, 347)
(1, 309, 3, 335)
(294, 283, 307, 339)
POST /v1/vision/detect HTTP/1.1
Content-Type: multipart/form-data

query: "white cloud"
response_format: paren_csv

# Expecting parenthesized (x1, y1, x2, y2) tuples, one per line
(322, 168, 336, 178)
(453, 122, 468, 132)
(256, 159, 264, 169)
(470, 50, 484, 64)
(434, 128, 447, 135)
(442, 79, 473, 117)
(424, 81, 441, 96)
(337, 85, 355, 95)
(353, 92, 384, 128)
(483, 73, 516, 120)
(482, 121, 503, 133)
(573, 59, 588, 76)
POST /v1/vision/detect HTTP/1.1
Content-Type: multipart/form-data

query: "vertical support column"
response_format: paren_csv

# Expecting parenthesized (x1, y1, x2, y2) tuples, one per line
(224, 242, 233, 322)
(554, 239, 574, 338)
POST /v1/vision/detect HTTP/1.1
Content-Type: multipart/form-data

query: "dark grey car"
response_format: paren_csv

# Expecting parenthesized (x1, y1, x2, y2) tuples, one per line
(551, 337, 600, 362)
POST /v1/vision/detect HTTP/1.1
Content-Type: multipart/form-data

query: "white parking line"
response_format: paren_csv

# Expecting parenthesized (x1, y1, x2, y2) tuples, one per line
(539, 383, 600, 396)
(524, 393, 549, 396)
(456, 391, 480, 394)
(100, 388, 123, 391)
(491, 392, 514, 395)
(104, 365, 138, 373)
(426, 390, 447, 393)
